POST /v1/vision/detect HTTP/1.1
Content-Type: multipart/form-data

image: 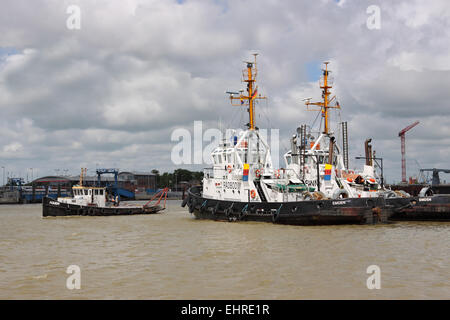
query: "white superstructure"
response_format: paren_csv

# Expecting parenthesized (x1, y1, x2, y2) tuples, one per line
(57, 185, 108, 207)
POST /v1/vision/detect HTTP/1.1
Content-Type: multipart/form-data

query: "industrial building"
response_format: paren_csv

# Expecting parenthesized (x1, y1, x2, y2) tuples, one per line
(31, 171, 157, 198)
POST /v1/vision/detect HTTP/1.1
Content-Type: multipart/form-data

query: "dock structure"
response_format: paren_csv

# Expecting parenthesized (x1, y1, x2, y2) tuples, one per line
(1, 171, 157, 204)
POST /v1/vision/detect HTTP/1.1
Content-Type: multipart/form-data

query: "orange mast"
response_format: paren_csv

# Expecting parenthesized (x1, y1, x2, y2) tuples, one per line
(305, 62, 340, 134)
(228, 54, 266, 130)
(79, 168, 87, 186)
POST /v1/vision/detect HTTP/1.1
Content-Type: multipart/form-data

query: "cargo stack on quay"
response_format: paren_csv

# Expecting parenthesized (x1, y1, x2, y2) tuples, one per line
(0, 187, 20, 204)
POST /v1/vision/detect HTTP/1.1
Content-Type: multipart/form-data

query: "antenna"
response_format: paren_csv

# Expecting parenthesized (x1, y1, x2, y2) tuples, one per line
(228, 54, 266, 130)
(304, 62, 340, 134)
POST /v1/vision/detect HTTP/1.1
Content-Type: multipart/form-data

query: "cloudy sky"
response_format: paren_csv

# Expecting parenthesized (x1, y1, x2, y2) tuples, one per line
(1, 0, 449, 183)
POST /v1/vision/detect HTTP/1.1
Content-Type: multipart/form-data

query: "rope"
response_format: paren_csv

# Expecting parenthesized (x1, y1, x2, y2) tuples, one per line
(277, 204, 283, 214)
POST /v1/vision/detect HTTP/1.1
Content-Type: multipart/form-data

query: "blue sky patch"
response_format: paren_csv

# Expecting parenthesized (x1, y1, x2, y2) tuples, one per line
(0, 47, 20, 57)
(306, 61, 322, 81)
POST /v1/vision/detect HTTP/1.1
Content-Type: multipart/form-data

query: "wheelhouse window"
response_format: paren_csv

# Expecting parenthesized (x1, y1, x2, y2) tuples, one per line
(227, 152, 233, 164)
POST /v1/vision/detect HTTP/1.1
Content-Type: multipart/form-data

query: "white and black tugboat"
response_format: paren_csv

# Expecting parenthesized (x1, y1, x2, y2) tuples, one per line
(281, 62, 450, 222)
(182, 56, 390, 225)
(43, 169, 168, 217)
(282, 63, 416, 216)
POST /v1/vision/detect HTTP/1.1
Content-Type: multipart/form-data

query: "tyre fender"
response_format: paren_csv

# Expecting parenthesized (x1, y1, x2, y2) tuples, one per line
(332, 189, 349, 199)
(181, 196, 189, 207)
(419, 186, 433, 197)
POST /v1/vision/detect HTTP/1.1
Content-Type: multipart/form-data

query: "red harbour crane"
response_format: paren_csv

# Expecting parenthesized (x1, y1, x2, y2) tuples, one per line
(399, 121, 419, 183)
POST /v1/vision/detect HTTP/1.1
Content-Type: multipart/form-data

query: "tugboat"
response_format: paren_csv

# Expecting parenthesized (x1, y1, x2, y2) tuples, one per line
(283, 63, 413, 202)
(282, 62, 450, 222)
(43, 168, 168, 217)
(182, 56, 390, 225)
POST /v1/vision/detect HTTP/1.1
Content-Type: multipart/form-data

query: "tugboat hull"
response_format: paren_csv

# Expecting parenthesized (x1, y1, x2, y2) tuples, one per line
(183, 187, 391, 225)
(42, 196, 164, 217)
(389, 195, 450, 221)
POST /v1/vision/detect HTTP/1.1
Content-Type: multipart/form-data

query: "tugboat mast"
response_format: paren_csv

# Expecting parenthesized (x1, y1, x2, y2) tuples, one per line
(228, 54, 266, 130)
(79, 168, 87, 186)
(305, 62, 340, 134)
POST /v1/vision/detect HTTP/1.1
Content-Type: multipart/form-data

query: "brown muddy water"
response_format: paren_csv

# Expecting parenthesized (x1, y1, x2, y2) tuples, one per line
(0, 200, 449, 299)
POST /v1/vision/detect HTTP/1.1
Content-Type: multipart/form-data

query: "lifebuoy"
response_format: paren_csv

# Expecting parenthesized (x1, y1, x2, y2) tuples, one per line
(250, 190, 257, 199)
(227, 165, 232, 173)
(255, 169, 261, 178)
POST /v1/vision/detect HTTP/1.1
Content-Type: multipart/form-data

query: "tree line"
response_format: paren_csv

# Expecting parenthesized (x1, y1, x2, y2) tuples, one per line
(151, 169, 203, 189)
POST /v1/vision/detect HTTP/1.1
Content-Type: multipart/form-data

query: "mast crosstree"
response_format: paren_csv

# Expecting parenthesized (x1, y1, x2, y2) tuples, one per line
(227, 54, 266, 130)
(304, 62, 340, 134)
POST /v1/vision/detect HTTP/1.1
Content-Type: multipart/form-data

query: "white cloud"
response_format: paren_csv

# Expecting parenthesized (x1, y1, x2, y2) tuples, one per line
(388, 52, 450, 71)
(0, 0, 449, 183)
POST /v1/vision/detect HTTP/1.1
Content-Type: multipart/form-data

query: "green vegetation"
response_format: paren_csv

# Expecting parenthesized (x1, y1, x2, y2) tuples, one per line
(153, 169, 203, 189)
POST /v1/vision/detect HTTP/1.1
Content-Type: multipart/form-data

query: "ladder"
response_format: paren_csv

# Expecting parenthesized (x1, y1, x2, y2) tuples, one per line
(254, 181, 267, 202)
(342, 122, 349, 169)
(300, 124, 307, 179)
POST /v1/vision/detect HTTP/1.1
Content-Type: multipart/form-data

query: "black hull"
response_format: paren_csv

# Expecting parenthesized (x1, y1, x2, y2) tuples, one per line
(42, 197, 164, 217)
(389, 195, 450, 221)
(182, 187, 392, 225)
